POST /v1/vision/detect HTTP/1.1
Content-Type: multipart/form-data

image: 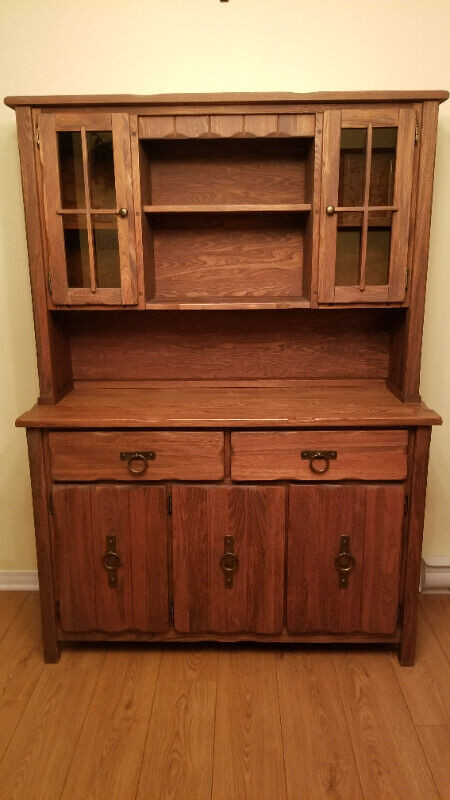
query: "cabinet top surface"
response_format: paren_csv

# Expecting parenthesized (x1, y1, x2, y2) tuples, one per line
(16, 381, 441, 429)
(4, 90, 449, 108)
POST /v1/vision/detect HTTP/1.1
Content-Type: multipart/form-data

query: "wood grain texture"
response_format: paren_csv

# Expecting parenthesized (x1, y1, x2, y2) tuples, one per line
(16, 108, 73, 401)
(111, 113, 138, 305)
(400, 427, 432, 665)
(6, 90, 449, 107)
(391, 607, 450, 726)
(0, 592, 26, 640)
(334, 650, 440, 800)
(416, 725, 450, 800)
(276, 649, 363, 799)
(0, 665, 99, 800)
(137, 679, 217, 800)
(62, 649, 161, 800)
(212, 648, 287, 800)
(287, 484, 404, 634)
(53, 484, 169, 632)
(231, 429, 408, 481)
(151, 212, 305, 299)
(318, 109, 341, 302)
(17, 382, 442, 429)
(172, 485, 285, 634)
(49, 430, 224, 480)
(26, 429, 60, 662)
(67, 308, 393, 381)
(420, 594, 450, 659)
(0, 595, 45, 762)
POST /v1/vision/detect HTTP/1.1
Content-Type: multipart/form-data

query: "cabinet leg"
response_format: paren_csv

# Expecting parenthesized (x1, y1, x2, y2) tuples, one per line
(42, 627, 61, 663)
(398, 427, 431, 667)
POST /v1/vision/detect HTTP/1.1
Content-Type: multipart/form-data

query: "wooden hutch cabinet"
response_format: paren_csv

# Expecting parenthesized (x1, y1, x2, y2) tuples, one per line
(6, 91, 447, 664)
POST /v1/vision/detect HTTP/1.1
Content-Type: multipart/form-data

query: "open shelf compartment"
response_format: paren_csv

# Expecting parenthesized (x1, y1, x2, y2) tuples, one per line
(137, 135, 316, 305)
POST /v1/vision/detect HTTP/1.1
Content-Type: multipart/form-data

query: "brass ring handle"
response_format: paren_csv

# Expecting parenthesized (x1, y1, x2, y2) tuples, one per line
(220, 551, 239, 573)
(335, 536, 355, 588)
(118, 207, 128, 217)
(220, 536, 239, 588)
(326, 205, 335, 216)
(120, 451, 156, 475)
(335, 552, 355, 573)
(301, 450, 337, 474)
(102, 550, 121, 571)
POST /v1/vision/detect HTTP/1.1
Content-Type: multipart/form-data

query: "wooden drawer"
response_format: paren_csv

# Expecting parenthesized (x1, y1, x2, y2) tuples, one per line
(49, 431, 224, 481)
(231, 430, 408, 481)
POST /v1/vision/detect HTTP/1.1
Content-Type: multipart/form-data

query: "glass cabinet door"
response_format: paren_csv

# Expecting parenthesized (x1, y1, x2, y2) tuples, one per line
(319, 108, 416, 303)
(39, 112, 137, 306)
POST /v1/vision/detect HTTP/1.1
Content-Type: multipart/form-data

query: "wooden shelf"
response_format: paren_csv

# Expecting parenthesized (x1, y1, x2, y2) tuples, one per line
(143, 204, 311, 214)
(16, 381, 442, 429)
(145, 296, 310, 310)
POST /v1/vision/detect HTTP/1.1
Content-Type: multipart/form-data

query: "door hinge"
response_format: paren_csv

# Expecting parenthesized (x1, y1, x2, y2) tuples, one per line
(48, 491, 54, 515)
(167, 492, 172, 516)
(48, 273, 52, 295)
(35, 127, 40, 149)
(169, 601, 174, 624)
(404, 493, 409, 516)
(55, 600, 60, 620)
(415, 120, 419, 146)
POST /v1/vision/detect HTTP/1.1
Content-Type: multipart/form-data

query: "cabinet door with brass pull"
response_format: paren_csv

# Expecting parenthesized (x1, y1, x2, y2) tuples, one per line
(172, 485, 285, 634)
(287, 483, 404, 634)
(39, 111, 137, 306)
(52, 484, 169, 632)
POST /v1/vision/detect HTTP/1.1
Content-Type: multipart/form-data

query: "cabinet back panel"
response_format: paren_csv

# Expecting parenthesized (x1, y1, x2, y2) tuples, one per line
(142, 139, 309, 205)
(67, 309, 392, 382)
(150, 213, 304, 298)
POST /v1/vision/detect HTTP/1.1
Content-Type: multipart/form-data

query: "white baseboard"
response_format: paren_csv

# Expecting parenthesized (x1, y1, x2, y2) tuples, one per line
(0, 570, 39, 591)
(421, 558, 450, 594)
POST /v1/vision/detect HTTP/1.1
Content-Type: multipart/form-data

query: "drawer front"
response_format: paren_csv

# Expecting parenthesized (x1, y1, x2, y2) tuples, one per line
(231, 430, 408, 481)
(49, 431, 224, 481)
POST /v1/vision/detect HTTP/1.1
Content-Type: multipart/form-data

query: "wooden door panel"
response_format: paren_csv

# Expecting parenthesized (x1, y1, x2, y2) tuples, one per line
(172, 485, 285, 634)
(53, 485, 168, 632)
(287, 484, 404, 634)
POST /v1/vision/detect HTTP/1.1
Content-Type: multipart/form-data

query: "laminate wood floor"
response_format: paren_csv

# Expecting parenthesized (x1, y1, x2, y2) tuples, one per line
(0, 592, 448, 800)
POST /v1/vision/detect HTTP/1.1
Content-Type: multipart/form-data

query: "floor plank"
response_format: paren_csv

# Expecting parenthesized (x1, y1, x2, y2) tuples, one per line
(157, 643, 219, 682)
(62, 647, 161, 800)
(0, 591, 27, 640)
(420, 594, 450, 660)
(391, 607, 450, 725)
(276, 649, 363, 800)
(416, 725, 450, 800)
(0, 665, 99, 800)
(212, 648, 287, 800)
(0, 594, 46, 762)
(137, 678, 216, 800)
(334, 649, 439, 800)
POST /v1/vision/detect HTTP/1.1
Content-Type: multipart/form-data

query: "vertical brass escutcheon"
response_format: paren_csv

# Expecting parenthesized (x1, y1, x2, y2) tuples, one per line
(102, 534, 121, 588)
(335, 535, 355, 588)
(220, 535, 239, 589)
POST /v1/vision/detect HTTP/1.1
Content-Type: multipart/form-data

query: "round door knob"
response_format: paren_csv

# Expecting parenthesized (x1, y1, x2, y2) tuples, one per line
(118, 208, 128, 217)
(326, 205, 335, 216)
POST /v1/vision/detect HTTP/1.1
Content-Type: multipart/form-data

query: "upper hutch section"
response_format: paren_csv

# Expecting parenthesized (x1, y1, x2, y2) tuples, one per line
(6, 91, 447, 311)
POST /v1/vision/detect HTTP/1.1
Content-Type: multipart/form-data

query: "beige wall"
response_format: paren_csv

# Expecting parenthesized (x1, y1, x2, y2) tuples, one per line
(0, 0, 448, 571)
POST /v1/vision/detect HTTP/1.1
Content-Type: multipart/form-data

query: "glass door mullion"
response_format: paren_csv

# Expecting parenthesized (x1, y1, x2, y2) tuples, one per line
(80, 126, 97, 294)
(359, 123, 373, 292)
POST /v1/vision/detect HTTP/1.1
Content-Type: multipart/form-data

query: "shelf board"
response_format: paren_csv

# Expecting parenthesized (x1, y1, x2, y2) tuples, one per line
(143, 203, 311, 214)
(16, 381, 442, 429)
(145, 296, 310, 310)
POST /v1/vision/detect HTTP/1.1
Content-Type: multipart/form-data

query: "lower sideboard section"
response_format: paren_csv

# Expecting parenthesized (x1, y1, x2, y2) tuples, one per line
(50, 481, 405, 640)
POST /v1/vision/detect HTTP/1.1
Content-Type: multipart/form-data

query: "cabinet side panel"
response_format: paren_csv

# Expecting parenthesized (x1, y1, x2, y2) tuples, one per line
(16, 107, 72, 402)
(26, 429, 59, 661)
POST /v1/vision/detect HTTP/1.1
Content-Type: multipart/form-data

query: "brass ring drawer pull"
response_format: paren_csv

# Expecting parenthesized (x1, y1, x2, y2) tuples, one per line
(220, 536, 239, 589)
(120, 451, 156, 475)
(301, 449, 337, 474)
(102, 535, 121, 588)
(335, 536, 355, 588)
